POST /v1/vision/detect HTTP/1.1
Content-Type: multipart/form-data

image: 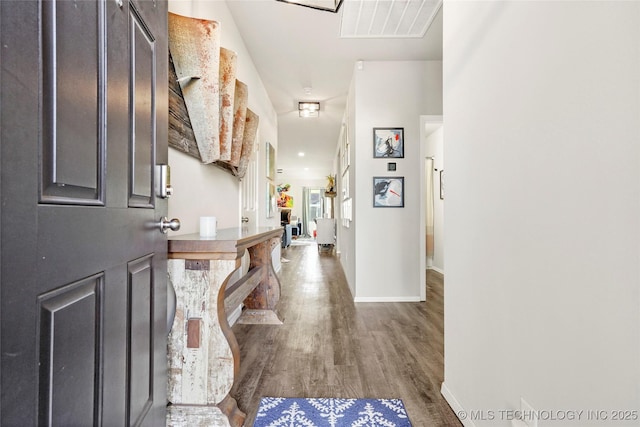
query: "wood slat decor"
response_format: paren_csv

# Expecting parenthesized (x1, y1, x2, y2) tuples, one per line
(168, 53, 200, 160)
(168, 12, 220, 163)
(237, 109, 259, 179)
(230, 80, 248, 167)
(219, 47, 237, 162)
(167, 12, 259, 179)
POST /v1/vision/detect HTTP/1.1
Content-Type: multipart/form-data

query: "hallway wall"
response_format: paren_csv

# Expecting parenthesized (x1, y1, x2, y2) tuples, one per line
(347, 60, 442, 301)
(443, 2, 640, 425)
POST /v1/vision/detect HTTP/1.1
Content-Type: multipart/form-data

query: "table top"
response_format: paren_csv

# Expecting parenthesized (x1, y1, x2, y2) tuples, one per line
(168, 226, 283, 257)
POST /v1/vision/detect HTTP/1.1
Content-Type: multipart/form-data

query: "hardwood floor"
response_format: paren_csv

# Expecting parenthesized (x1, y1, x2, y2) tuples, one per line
(231, 242, 461, 426)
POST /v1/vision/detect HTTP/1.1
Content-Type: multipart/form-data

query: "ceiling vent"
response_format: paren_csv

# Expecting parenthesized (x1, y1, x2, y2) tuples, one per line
(340, 0, 441, 38)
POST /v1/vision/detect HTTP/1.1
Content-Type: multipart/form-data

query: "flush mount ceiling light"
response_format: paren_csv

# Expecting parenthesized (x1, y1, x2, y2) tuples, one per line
(299, 101, 320, 118)
(276, 0, 343, 13)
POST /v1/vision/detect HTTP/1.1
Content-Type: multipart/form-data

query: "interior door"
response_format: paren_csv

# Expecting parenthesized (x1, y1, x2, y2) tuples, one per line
(0, 0, 169, 425)
(241, 144, 259, 227)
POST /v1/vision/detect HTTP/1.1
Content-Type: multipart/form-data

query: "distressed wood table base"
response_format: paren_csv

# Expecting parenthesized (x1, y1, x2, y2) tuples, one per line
(167, 404, 231, 427)
(167, 227, 283, 427)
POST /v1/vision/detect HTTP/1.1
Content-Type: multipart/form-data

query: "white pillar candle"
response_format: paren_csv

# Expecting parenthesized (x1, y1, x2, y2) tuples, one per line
(199, 216, 217, 237)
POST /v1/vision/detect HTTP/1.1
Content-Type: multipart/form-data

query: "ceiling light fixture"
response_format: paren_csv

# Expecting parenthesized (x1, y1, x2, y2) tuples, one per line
(276, 0, 343, 13)
(298, 101, 320, 118)
(298, 152, 305, 157)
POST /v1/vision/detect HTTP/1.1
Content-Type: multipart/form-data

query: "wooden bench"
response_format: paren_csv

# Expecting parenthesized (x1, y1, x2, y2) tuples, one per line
(166, 227, 283, 426)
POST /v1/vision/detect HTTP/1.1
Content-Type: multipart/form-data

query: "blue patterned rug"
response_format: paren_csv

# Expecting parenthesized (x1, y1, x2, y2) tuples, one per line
(253, 397, 412, 427)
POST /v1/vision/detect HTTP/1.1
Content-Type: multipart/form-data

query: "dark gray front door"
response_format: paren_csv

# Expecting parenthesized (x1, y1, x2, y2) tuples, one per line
(0, 0, 168, 425)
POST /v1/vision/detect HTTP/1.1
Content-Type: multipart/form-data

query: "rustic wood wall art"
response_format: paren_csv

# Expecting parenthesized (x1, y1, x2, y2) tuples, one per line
(168, 53, 200, 159)
(219, 47, 237, 162)
(237, 109, 259, 178)
(230, 80, 248, 167)
(167, 12, 260, 180)
(168, 12, 221, 163)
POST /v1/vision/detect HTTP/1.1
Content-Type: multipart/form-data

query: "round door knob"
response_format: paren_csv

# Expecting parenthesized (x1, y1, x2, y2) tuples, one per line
(159, 217, 181, 234)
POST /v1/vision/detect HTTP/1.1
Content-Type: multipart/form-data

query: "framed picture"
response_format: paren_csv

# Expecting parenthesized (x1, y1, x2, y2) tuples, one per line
(373, 177, 404, 208)
(439, 170, 444, 200)
(266, 142, 276, 180)
(373, 127, 404, 158)
(387, 162, 396, 171)
(342, 169, 350, 199)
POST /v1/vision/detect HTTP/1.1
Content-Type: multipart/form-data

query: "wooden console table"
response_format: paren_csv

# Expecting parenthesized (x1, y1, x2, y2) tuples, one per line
(166, 227, 283, 427)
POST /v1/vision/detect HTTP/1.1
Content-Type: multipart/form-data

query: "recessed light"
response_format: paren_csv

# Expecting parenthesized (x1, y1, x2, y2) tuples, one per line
(298, 152, 305, 157)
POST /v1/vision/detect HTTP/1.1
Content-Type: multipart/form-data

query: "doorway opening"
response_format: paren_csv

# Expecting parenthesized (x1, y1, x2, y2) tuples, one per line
(301, 187, 326, 237)
(420, 115, 444, 301)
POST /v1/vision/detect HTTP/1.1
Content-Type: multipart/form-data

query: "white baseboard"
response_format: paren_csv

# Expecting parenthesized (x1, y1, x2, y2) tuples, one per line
(227, 304, 243, 327)
(428, 266, 445, 275)
(354, 296, 422, 303)
(441, 382, 476, 427)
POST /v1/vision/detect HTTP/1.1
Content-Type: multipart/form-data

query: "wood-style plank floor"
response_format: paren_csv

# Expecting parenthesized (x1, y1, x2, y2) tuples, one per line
(231, 240, 462, 427)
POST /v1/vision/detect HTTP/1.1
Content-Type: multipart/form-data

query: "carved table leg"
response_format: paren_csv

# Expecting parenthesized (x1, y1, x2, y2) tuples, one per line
(238, 236, 283, 324)
(167, 258, 246, 427)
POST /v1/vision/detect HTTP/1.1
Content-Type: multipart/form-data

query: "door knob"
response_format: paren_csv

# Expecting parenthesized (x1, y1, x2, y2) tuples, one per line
(241, 216, 249, 223)
(159, 217, 181, 234)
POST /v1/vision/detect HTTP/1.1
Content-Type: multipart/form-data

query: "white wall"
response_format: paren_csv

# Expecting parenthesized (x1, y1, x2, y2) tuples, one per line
(338, 75, 357, 297)
(167, 0, 278, 234)
(349, 60, 442, 301)
(443, 2, 640, 426)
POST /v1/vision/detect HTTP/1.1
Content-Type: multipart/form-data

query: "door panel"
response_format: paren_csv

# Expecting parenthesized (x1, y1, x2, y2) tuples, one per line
(0, 0, 168, 425)
(130, 8, 155, 208)
(241, 149, 258, 225)
(38, 274, 104, 426)
(41, 0, 105, 204)
(127, 255, 154, 426)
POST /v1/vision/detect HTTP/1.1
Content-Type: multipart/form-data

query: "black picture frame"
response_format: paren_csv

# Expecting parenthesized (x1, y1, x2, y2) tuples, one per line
(387, 162, 396, 171)
(373, 127, 404, 158)
(373, 176, 404, 208)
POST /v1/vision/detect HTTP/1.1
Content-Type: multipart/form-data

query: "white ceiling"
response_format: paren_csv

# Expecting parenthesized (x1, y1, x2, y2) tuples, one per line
(341, 0, 440, 38)
(226, 0, 443, 180)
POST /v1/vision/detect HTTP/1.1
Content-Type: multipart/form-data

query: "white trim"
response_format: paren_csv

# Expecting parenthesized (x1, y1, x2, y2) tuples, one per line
(428, 266, 445, 275)
(441, 382, 476, 427)
(227, 305, 243, 327)
(354, 296, 422, 303)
